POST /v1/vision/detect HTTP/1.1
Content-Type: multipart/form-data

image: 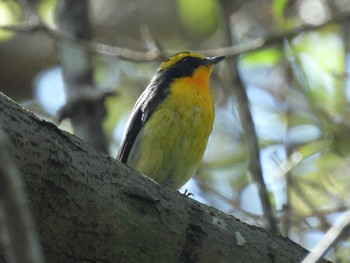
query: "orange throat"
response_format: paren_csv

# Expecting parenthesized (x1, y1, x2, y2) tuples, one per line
(179, 66, 212, 92)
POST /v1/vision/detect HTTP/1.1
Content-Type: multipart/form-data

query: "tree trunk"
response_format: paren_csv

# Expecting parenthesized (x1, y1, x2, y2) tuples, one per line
(56, 0, 109, 153)
(0, 92, 330, 263)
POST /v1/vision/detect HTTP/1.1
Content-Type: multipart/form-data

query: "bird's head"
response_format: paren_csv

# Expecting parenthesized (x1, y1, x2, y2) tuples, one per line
(158, 52, 225, 76)
(150, 52, 225, 93)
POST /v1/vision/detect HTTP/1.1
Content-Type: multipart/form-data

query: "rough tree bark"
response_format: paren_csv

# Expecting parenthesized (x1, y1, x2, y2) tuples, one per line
(0, 92, 330, 263)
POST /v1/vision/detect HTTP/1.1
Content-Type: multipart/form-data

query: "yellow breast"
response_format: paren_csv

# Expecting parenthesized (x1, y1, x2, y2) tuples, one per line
(127, 66, 215, 189)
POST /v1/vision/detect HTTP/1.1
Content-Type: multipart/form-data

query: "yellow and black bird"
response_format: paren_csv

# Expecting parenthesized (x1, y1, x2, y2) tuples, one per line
(117, 52, 225, 189)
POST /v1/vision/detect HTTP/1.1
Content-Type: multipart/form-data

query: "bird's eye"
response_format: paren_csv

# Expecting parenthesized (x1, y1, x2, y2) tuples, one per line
(182, 57, 190, 63)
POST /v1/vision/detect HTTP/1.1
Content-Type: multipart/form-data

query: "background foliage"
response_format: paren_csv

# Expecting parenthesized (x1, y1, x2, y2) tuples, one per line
(1, 0, 350, 261)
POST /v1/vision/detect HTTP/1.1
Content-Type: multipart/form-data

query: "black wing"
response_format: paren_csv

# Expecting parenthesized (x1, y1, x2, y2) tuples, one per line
(116, 74, 170, 163)
(116, 57, 203, 163)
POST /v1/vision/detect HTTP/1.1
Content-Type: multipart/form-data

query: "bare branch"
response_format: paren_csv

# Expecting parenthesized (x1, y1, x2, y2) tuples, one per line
(302, 209, 350, 263)
(218, 0, 278, 233)
(0, 15, 163, 62)
(2, 10, 350, 61)
(139, 23, 165, 60)
(202, 10, 350, 57)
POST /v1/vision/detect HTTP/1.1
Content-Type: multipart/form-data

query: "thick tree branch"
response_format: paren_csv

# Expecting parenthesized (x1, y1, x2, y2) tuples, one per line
(0, 92, 332, 262)
(0, 130, 44, 263)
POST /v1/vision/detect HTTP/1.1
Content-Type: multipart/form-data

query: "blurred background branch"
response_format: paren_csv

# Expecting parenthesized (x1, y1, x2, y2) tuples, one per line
(219, 0, 278, 233)
(55, 0, 109, 152)
(302, 209, 350, 263)
(1, 8, 350, 60)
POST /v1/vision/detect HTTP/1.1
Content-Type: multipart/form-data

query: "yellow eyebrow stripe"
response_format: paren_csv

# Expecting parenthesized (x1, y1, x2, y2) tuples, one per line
(159, 52, 206, 70)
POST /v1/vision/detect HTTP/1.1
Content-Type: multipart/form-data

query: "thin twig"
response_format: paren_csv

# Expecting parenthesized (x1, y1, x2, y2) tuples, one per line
(292, 179, 333, 233)
(2, 10, 350, 60)
(282, 65, 296, 237)
(219, 0, 278, 233)
(302, 209, 350, 263)
(293, 205, 348, 219)
(0, 15, 163, 62)
(139, 23, 165, 60)
(203, 9, 350, 57)
(196, 179, 266, 222)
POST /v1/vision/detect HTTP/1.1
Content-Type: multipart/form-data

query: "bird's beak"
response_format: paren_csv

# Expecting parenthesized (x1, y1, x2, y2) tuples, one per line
(203, 56, 226, 65)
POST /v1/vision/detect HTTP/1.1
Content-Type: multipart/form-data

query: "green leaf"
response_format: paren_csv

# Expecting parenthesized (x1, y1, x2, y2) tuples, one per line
(289, 24, 346, 119)
(38, 0, 57, 26)
(0, 0, 21, 42)
(177, 0, 220, 37)
(241, 48, 283, 67)
(272, 0, 288, 26)
(291, 151, 350, 215)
